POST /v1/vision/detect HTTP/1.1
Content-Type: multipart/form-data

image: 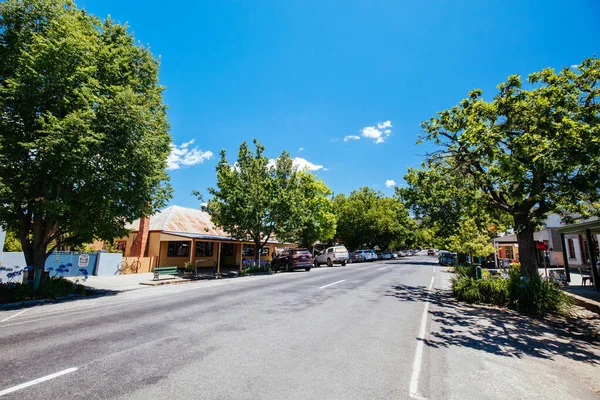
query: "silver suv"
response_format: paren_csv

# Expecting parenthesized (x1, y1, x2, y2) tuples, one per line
(314, 246, 349, 267)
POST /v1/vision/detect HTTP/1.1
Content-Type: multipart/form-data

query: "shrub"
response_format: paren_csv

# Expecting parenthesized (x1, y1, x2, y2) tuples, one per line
(0, 277, 90, 304)
(452, 275, 508, 305)
(451, 266, 573, 317)
(507, 268, 572, 316)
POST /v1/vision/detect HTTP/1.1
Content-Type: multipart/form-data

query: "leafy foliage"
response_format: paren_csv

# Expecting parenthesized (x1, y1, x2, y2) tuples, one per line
(0, 0, 171, 289)
(2, 229, 22, 252)
(0, 277, 88, 304)
(412, 57, 600, 274)
(334, 187, 414, 250)
(292, 171, 337, 249)
(452, 267, 572, 317)
(205, 140, 300, 262)
(448, 218, 495, 259)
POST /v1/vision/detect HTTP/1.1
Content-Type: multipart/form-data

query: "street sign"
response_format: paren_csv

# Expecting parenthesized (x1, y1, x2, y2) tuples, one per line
(78, 254, 89, 267)
(535, 241, 548, 251)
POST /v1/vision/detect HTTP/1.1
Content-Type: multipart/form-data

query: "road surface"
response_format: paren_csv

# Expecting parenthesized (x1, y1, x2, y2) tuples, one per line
(1, 253, 598, 399)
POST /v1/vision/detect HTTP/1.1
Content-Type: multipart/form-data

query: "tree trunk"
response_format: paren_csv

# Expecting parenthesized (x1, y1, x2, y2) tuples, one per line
(23, 246, 48, 291)
(254, 240, 260, 266)
(515, 218, 538, 276)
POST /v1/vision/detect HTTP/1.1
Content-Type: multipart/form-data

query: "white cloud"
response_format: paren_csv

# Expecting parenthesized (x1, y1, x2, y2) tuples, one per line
(292, 157, 324, 171)
(570, 64, 578, 69)
(329, 137, 340, 143)
(298, 147, 304, 152)
(377, 120, 392, 129)
(344, 135, 360, 142)
(268, 157, 325, 172)
(385, 179, 396, 188)
(360, 120, 393, 144)
(167, 139, 213, 170)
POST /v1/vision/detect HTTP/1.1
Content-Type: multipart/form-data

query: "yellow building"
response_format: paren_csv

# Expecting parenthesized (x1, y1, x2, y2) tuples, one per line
(117, 205, 292, 273)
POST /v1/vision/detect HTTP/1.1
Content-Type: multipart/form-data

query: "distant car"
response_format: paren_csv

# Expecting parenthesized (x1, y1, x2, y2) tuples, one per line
(314, 245, 350, 267)
(271, 248, 313, 272)
(353, 249, 377, 262)
(438, 251, 455, 266)
(382, 252, 393, 260)
(350, 251, 366, 263)
(427, 249, 435, 256)
(376, 252, 384, 260)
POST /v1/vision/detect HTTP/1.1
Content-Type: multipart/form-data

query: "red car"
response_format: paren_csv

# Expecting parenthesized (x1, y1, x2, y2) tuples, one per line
(272, 248, 313, 272)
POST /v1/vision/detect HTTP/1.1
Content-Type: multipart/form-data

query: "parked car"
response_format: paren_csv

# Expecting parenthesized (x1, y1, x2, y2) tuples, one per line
(382, 252, 393, 260)
(271, 248, 313, 272)
(314, 245, 350, 267)
(352, 249, 377, 262)
(427, 249, 435, 256)
(438, 251, 456, 266)
(349, 251, 366, 263)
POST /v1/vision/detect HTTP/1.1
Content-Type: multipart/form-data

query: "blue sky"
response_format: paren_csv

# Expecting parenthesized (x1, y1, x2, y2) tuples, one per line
(79, 0, 600, 208)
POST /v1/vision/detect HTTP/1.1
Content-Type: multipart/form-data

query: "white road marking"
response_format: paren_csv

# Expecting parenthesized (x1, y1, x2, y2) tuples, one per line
(377, 267, 387, 271)
(409, 275, 435, 400)
(0, 367, 78, 397)
(0, 308, 31, 323)
(433, 267, 436, 274)
(319, 280, 346, 289)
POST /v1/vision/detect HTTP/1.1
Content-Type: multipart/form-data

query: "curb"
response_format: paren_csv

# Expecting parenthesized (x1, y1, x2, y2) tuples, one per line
(564, 292, 600, 315)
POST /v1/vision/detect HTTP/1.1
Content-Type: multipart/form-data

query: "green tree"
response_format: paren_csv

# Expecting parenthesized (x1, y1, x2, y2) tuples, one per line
(0, 0, 171, 289)
(334, 187, 414, 251)
(2, 230, 23, 252)
(293, 171, 337, 249)
(399, 161, 509, 250)
(448, 218, 496, 264)
(417, 58, 600, 275)
(204, 140, 300, 264)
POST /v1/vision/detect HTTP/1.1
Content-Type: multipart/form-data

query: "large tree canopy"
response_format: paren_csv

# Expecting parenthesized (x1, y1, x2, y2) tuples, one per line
(334, 187, 414, 251)
(205, 140, 301, 263)
(0, 0, 171, 288)
(292, 171, 337, 249)
(417, 57, 600, 274)
(399, 161, 509, 250)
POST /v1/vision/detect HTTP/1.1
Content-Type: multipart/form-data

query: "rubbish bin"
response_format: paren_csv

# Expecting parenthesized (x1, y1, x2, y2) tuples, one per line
(476, 266, 483, 280)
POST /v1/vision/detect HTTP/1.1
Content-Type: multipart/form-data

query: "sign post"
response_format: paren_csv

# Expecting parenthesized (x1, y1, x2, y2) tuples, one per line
(536, 241, 548, 277)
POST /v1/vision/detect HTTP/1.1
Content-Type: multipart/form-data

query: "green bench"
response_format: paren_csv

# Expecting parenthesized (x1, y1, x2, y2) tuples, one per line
(153, 266, 180, 281)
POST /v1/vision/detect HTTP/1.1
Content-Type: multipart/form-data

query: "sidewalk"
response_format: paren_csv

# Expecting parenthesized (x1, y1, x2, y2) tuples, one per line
(72, 273, 157, 292)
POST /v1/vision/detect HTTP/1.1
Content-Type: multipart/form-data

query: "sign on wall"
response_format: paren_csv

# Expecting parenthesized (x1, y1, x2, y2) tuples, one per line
(78, 254, 90, 267)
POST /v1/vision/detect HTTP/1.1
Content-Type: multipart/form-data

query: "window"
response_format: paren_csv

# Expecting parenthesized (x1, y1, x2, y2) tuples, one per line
(505, 246, 514, 259)
(242, 244, 255, 257)
(261, 247, 270, 256)
(221, 243, 234, 256)
(327, 248, 333, 253)
(292, 249, 311, 255)
(567, 239, 576, 259)
(167, 241, 190, 257)
(195, 241, 214, 257)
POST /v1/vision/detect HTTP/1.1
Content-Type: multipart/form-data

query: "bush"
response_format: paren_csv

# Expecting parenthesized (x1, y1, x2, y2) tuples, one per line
(451, 266, 572, 317)
(507, 268, 572, 316)
(0, 277, 90, 304)
(452, 275, 508, 305)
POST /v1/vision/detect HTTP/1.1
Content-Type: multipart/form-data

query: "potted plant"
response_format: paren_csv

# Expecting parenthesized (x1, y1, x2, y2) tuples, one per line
(182, 262, 195, 279)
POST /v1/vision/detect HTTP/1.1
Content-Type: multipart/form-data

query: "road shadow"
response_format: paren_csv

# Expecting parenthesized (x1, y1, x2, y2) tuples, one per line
(386, 260, 439, 266)
(386, 284, 600, 365)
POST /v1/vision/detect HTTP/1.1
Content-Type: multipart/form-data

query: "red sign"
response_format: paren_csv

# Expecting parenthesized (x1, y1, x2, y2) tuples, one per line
(536, 241, 548, 251)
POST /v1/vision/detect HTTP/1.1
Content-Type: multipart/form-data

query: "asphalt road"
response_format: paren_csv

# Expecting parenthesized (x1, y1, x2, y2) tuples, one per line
(1, 253, 598, 399)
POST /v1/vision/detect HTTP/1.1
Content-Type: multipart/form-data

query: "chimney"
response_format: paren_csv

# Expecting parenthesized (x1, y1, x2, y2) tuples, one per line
(130, 217, 150, 257)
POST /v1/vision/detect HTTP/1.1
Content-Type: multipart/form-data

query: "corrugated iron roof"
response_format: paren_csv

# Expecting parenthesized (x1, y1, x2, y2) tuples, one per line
(126, 205, 286, 244)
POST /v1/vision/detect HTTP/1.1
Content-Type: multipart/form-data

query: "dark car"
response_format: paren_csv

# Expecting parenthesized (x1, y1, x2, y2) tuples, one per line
(438, 251, 455, 266)
(427, 249, 435, 256)
(350, 251, 366, 263)
(272, 248, 313, 272)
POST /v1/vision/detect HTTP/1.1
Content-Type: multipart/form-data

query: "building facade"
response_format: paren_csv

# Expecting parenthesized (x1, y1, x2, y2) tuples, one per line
(117, 206, 293, 272)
